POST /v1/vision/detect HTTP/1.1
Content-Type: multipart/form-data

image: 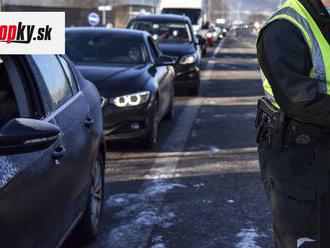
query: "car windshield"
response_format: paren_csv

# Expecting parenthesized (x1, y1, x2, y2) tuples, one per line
(162, 9, 201, 25)
(130, 21, 192, 44)
(66, 32, 146, 65)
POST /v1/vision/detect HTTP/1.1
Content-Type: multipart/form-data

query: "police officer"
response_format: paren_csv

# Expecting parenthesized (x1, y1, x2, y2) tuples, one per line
(257, 0, 330, 247)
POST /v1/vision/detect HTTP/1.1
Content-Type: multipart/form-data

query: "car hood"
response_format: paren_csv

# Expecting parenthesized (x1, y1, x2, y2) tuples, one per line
(158, 43, 196, 58)
(77, 64, 149, 97)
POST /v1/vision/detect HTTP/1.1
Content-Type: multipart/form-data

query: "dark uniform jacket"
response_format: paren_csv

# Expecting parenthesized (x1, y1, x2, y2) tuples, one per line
(257, 0, 330, 127)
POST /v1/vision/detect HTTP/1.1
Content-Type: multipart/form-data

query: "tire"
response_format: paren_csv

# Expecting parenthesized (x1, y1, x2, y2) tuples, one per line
(142, 116, 158, 148)
(69, 153, 105, 245)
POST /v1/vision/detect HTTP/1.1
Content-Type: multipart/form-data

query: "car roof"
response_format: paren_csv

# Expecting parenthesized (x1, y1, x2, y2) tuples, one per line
(65, 27, 149, 41)
(130, 14, 191, 23)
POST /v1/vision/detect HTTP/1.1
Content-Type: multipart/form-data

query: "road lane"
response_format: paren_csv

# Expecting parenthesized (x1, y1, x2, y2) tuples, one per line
(80, 30, 273, 248)
(146, 32, 272, 248)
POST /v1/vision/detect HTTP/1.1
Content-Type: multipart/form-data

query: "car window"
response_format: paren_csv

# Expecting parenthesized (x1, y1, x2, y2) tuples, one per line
(58, 56, 79, 94)
(32, 55, 73, 111)
(148, 38, 159, 62)
(0, 58, 19, 120)
(0, 56, 36, 121)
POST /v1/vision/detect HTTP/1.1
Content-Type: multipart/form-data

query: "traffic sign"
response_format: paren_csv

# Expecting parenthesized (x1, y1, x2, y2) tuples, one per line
(88, 12, 100, 27)
(98, 5, 112, 11)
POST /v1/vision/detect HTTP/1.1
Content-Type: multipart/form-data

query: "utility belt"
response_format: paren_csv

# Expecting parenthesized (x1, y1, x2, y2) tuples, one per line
(255, 97, 329, 150)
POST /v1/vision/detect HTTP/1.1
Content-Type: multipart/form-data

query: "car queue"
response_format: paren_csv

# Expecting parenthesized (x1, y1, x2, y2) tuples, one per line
(0, 13, 223, 247)
(66, 14, 208, 147)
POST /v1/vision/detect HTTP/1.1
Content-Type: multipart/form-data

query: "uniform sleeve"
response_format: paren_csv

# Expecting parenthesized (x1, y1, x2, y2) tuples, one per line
(257, 20, 330, 128)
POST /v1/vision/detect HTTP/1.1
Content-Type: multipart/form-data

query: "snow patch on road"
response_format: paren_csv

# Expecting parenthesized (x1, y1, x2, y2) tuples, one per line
(236, 228, 263, 248)
(152, 243, 166, 248)
(144, 183, 186, 198)
(105, 182, 186, 246)
(193, 182, 205, 189)
(107, 193, 139, 208)
(135, 211, 175, 228)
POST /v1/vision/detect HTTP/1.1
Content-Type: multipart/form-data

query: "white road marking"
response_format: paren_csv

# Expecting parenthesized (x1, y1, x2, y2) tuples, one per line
(104, 41, 225, 247)
(193, 182, 205, 189)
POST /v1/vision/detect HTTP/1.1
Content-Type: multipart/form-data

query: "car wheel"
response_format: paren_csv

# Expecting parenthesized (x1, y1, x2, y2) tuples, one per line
(142, 116, 158, 148)
(69, 153, 104, 245)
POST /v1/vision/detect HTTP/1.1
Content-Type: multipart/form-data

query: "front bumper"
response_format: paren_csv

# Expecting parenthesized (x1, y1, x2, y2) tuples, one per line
(102, 101, 154, 141)
(174, 63, 200, 91)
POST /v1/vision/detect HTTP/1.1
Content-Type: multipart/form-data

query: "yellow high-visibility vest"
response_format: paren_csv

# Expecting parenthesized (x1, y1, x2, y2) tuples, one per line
(258, 0, 330, 109)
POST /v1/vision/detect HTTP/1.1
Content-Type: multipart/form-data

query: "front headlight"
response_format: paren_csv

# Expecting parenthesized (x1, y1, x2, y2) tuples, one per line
(179, 54, 197, 65)
(110, 91, 150, 107)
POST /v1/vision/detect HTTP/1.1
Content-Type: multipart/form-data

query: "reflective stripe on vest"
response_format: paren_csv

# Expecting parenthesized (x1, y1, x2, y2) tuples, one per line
(258, 0, 330, 108)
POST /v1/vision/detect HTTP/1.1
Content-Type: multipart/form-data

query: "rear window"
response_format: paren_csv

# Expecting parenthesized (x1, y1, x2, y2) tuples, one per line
(66, 32, 147, 66)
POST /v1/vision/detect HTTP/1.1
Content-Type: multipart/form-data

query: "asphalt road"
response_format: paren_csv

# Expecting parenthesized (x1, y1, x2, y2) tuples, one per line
(83, 29, 273, 248)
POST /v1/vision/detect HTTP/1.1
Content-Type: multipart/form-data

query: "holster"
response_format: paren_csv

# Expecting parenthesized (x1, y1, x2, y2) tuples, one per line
(256, 97, 330, 149)
(255, 97, 286, 150)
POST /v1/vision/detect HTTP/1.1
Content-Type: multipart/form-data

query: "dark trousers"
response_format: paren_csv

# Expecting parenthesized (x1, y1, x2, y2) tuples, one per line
(258, 143, 330, 248)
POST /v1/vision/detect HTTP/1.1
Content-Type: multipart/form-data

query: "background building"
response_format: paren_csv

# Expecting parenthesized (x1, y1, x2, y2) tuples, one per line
(111, 0, 160, 28)
(1, 0, 160, 28)
(1, 0, 105, 26)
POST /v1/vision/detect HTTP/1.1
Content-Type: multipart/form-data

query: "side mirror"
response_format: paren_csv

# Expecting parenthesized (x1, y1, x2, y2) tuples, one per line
(155, 55, 176, 66)
(0, 118, 60, 156)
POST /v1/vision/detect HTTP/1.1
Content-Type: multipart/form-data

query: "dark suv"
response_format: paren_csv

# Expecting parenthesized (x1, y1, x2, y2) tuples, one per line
(0, 55, 105, 247)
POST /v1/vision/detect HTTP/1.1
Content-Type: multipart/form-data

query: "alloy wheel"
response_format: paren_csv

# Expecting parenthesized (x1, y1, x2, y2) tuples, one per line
(90, 159, 103, 229)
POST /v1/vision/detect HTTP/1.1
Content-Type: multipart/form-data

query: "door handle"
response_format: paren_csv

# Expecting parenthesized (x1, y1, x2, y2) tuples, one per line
(52, 145, 66, 160)
(84, 117, 95, 128)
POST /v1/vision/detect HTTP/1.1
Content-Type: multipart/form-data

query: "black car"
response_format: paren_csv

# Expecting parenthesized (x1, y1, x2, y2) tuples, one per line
(0, 55, 105, 247)
(128, 14, 201, 95)
(66, 28, 175, 147)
